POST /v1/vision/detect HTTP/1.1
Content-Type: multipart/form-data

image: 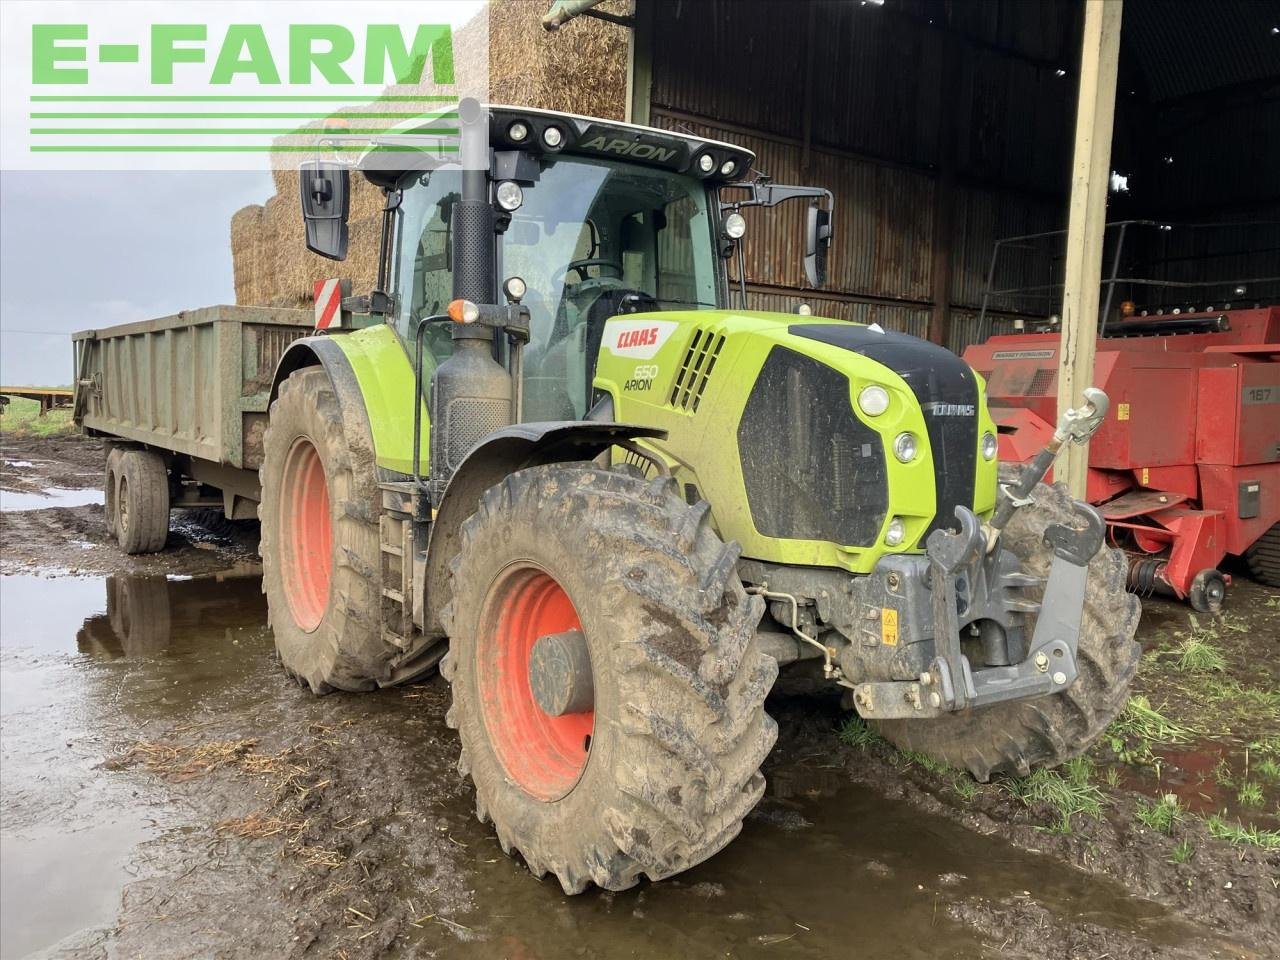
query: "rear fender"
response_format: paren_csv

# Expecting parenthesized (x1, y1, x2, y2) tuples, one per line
(424, 421, 667, 636)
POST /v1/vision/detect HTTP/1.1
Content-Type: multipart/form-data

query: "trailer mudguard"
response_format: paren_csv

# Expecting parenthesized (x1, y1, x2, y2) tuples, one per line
(423, 421, 667, 636)
(271, 325, 427, 476)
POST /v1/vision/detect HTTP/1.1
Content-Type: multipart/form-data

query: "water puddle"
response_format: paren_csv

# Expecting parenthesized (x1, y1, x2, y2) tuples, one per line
(0, 570, 1220, 959)
(0, 487, 103, 512)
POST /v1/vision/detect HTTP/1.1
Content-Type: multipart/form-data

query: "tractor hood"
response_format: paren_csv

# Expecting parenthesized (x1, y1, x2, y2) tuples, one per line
(593, 310, 999, 573)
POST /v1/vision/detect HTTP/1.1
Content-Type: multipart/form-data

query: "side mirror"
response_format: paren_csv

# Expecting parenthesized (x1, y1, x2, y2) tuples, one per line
(299, 161, 350, 260)
(804, 204, 832, 288)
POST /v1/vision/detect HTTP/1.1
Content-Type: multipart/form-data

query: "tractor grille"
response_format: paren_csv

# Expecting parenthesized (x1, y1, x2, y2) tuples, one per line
(790, 324, 978, 539)
(669, 328, 725, 412)
(738, 347, 888, 547)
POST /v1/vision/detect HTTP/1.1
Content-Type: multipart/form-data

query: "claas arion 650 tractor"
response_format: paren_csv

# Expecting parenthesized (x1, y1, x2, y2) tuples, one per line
(260, 102, 1139, 893)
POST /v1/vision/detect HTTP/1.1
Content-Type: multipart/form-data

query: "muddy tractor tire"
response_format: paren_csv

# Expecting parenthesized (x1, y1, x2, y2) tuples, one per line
(442, 464, 778, 894)
(259, 367, 397, 693)
(874, 470, 1142, 781)
(114, 449, 170, 555)
(1244, 523, 1280, 587)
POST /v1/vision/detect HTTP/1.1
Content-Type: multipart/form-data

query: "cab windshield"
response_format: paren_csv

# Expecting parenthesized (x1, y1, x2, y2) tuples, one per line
(502, 156, 718, 419)
(390, 155, 718, 420)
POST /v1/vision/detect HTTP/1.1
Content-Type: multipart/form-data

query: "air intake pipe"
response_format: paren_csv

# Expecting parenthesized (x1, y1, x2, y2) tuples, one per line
(428, 100, 513, 497)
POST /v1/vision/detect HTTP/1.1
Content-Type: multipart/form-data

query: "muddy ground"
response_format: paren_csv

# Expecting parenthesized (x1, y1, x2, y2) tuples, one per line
(2, 433, 1277, 960)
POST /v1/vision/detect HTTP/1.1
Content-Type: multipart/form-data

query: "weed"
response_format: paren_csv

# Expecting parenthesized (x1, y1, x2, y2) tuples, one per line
(1103, 766, 1121, 789)
(951, 777, 979, 802)
(1168, 839, 1195, 864)
(1110, 696, 1194, 744)
(1213, 757, 1236, 787)
(838, 717, 880, 751)
(1255, 758, 1280, 782)
(1236, 781, 1264, 808)
(1135, 793, 1183, 834)
(901, 750, 950, 775)
(1175, 636, 1227, 673)
(1002, 762, 1107, 833)
(1205, 813, 1280, 850)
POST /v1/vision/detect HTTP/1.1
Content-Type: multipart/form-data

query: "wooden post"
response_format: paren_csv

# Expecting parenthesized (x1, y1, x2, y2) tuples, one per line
(1057, 0, 1122, 497)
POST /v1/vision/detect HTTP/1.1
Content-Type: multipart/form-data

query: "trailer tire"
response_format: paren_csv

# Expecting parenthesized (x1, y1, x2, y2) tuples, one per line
(260, 367, 395, 694)
(106, 575, 172, 656)
(104, 447, 123, 540)
(442, 464, 777, 893)
(115, 449, 170, 554)
(873, 470, 1142, 781)
(1244, 524, 1280, 587)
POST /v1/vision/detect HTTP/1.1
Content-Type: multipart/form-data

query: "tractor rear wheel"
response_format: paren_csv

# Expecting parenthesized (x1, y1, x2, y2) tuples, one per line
(442, 464, 778, 893)
(874, 470, 1142, 781)
(1244, 523, 1280, 587)
(259, 367, 396, 693)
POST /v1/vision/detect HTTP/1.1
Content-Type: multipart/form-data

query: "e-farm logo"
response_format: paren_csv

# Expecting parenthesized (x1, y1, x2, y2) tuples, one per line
(0, 1, 488, 171)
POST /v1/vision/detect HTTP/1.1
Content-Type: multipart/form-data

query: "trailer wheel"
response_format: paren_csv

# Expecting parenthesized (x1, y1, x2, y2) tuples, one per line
(442, 464, 777, 893)
(115, 449, 170, 554)
(259, 367, 396, 693)
(104, 447, 123, 540)
(873, 469, 1142, 781)
(1244, 524, 1280, 587)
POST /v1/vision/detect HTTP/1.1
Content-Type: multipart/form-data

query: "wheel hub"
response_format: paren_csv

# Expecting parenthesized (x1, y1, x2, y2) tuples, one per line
(279, 437, 332, 632)
(478, 568, 594, 801)
(529, 629, 594, 717)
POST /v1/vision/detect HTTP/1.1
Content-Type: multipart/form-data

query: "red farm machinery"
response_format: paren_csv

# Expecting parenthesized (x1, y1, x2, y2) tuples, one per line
(965, 220, 1280, 611)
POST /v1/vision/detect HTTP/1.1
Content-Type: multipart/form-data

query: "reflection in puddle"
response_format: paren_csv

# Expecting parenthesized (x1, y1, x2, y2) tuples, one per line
(0, 487, 104, 512)
(0, 570, 268, 957)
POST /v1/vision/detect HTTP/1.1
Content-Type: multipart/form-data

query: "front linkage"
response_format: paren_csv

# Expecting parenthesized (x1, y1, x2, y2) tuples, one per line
(851, 388, 1110, 720)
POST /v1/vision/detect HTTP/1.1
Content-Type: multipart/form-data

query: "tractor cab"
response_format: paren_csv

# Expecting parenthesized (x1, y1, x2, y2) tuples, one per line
(302, 103, 831, 420)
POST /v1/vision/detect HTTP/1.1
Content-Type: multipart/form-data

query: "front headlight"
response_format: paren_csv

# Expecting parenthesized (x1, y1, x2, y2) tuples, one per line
(982, 431, 998, 461)
(884, 517, 906, 547)
(858, 385, 889, 417)
(893, 432, 918, 463)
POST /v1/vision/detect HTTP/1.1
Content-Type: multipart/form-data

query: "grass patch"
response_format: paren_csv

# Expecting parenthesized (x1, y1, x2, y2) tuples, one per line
(1168, 839, 1195, 864)
(838, 716, 881, 751)
(1175, 635, 1227, 673)
(1254, 758, 1280, 782)
(1205, 813, 1280, 850)
(951, 776, 979, 802)
(1002, 757, 1107, 833)
(1135, 793, 1183, 834)
(0, 395, 75, 438)
(1110, 696, 1194, 744)
(1236, 781, 1264, 808)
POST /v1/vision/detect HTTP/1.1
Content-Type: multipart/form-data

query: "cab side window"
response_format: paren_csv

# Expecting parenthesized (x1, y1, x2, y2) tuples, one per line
(393, 169, 461, 368)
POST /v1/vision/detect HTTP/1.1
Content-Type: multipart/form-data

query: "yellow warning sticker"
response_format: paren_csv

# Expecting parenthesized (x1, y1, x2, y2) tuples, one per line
(1141, 467, 1150, 486)
(1117, 402, 1130, 421)
(882, 608, 899, 646)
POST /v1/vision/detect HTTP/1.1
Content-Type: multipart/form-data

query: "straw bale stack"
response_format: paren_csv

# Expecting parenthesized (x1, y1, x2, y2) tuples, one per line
(231, 0, 630, 308)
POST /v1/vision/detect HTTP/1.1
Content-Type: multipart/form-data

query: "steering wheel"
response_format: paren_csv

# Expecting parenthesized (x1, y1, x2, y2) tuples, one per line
(552, 258, 623, 287)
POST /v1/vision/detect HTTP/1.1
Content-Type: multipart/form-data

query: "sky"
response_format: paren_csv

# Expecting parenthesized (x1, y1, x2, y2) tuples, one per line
(0, 169, 275, 385)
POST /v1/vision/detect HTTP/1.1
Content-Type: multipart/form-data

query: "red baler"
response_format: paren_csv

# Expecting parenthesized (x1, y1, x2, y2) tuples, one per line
(965, 306, 1279, 610)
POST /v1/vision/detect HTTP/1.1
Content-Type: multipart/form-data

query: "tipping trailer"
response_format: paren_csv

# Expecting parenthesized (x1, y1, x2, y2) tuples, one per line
(71, 305, 314, 549)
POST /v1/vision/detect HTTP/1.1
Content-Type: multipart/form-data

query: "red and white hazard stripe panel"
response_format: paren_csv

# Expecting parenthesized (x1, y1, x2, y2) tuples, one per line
(314, 278, 343, 330)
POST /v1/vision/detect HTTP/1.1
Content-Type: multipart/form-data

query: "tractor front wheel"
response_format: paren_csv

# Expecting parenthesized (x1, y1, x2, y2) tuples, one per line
(442, 464, 778, 893)
(874, 469, 1142, 781)
(259, 367, 397, 693)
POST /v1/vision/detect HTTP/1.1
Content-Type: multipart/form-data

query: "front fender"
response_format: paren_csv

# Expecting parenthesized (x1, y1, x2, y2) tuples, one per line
(423, 421, 666, 636)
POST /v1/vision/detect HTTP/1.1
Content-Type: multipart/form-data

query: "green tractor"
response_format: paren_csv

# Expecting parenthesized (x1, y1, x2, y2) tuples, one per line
(262, 101, 1140, 893)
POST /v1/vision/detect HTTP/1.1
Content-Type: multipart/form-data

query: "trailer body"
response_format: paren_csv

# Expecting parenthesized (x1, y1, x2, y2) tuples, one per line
(72, 305, 313, 518)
